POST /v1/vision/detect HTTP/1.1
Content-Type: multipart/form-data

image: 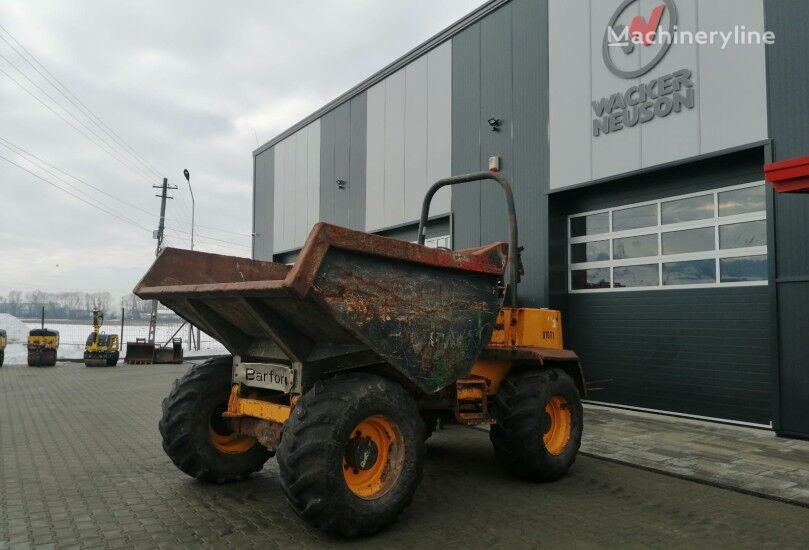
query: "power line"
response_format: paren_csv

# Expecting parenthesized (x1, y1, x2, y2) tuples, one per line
(0, 152, 153, 233)
(163, 227, 251, 249)
(0, 135, 156, 220)
(0, 55, 159, 185)
(0, 25, 164, 180)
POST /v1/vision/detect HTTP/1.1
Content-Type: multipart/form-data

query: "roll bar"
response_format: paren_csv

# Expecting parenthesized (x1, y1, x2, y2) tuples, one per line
(417, 171, 520, 306)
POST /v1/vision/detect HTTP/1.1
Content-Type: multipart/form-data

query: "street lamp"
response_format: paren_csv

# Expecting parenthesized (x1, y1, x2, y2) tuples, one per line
(183, 168, 194, 251)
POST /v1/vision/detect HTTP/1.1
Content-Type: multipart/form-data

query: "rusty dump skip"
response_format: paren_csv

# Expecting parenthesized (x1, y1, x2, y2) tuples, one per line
(134, 223, 508, 394)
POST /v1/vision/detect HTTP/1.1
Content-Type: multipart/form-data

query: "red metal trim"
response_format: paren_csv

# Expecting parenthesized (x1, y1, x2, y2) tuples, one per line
(764, 155, 809, 193)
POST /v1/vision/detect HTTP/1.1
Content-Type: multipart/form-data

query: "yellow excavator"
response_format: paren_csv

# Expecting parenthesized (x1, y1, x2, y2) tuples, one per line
(84, 308, 120, 367)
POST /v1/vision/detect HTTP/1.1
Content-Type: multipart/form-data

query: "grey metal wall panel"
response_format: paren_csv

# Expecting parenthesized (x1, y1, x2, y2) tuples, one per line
(294, 130, 308, 245)
(306, 120, 321, 236)
(512, 0, 550, 305)
(427, 41, 453, 214)
(451, 23, 482, 250)
(252, 148, 274, 261)
(698, 0, 768, 154)
(764, 0, 809, 437)
(349, 93, 367, 231)
(384, 70, 407, 225)
(333, 102, 351, 228)
(319, 110, 336, 224)
(548, 0, 591, 185)
(366, 82, 387, 231)
(404, 57, 429, 222)
(479, 6, 513, 247)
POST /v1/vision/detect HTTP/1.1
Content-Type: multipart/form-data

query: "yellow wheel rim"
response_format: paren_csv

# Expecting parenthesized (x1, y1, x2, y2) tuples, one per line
(343, 415, 404, 500)
(209, 405, 256, 454)
(543, 395, 572, 456)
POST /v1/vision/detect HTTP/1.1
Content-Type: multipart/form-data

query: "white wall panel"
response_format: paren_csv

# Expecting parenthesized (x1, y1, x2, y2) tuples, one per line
(272, 121, 321, 252)
(427, 41, 453, 215)
(366, 44, 452, 231)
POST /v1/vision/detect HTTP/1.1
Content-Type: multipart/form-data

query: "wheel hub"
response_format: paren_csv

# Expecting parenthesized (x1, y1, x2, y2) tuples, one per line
(344, 433, 380, 471)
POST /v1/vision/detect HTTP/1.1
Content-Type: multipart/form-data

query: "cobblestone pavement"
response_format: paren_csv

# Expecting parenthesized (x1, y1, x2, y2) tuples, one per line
(581, 403, 809, 506)
(1, 361, 808, 549)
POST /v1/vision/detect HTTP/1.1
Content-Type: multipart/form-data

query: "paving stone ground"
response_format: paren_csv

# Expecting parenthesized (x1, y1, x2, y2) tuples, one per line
(1, 361, 808, 549)
(581, 403, 809, 506)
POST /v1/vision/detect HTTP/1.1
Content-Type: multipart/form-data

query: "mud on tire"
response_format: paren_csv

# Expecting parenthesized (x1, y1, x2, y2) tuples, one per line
(159, 356, 272, 483)
(277, 373, 425, 537)
(490, 368, 583, 481)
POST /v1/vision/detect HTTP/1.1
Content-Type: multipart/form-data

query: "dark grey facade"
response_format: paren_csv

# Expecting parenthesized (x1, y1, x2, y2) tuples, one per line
(253, 0, 809, 437)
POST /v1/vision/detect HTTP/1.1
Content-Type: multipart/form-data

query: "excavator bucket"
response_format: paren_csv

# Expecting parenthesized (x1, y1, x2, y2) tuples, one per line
(125, 339, 155, 365)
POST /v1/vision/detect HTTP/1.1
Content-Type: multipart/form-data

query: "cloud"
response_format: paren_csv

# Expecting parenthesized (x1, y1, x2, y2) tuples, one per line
(0, 0, 486, 298)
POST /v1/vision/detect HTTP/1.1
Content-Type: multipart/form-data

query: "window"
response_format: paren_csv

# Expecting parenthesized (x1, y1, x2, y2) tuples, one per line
(568, 182, 767, 292)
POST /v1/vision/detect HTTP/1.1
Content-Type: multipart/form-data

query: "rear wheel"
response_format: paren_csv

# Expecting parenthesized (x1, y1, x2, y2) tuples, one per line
(490, 368, 583, 481)
(0, 350, 4, 367)
(159, 356, 272, 483)
(106, 352, 119, 367)
(277, 373, 425, 537)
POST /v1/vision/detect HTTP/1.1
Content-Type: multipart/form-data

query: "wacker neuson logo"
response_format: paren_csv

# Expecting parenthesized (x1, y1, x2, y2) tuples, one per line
(592, 0, 774, 138)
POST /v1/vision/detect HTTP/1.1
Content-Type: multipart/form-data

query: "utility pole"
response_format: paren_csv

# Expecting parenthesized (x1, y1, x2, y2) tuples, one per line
(148, 177, 176, 343)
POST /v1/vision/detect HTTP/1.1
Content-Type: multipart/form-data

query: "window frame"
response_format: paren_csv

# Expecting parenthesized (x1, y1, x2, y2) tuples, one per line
(567, 181, 768, 293)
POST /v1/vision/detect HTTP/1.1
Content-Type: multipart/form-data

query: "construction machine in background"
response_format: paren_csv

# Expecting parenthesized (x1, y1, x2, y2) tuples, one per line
(137, 172, 586, 537)
(0, 329, 6, 367)
(27, 328, 59, 367)
(84, 308, 120, 367)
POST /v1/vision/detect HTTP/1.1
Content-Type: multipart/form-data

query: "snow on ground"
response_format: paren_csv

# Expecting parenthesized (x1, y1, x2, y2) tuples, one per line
(1, 315, 226, 364)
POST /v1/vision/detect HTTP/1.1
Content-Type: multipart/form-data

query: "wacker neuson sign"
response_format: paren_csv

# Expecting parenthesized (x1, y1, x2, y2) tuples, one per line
(591, 69, 694, 137)
(548, 0, 769, 190)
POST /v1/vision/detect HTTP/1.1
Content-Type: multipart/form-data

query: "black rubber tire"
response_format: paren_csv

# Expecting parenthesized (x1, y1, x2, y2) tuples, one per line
(490, 368, 583, 481)
(0, 350, 4, 367)
(158, 356, 272, 483)
(28, 349, 55, 367)
(106, 352, 119, 367)
(277, 373, 425, 538)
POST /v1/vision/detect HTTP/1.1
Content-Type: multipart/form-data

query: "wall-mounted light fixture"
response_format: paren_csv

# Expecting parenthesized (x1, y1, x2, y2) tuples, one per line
(336, 179, 347, 189)
(487, 117, 502, 131)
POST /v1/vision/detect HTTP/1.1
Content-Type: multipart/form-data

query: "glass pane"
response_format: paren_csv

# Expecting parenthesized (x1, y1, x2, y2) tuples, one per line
(719, 220, 767, 249)
(662, 259, 716, 285)
(613, 234, 658, 259)
(661, 194, 714, 224)
(612, 204, 658, 231)
(571, 240, 609, 263)
(571, 268, 610, 290)
(719, 185, 765, 216)
(570, 213, 609, 237)
(720, 255, 768, 282)
(613, 264, 659, 288)
(662, 227, 715, 255)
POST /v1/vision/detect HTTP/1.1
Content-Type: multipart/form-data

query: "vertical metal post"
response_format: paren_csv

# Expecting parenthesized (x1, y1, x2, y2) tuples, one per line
(150, 177, 176, 343)
(41, 306, 44, 330)
(120, 306, 125, 348)
(184, 169, 195, 350)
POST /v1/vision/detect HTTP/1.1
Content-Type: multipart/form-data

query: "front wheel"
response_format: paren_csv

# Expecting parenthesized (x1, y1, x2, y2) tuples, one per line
(277, 373, 425, 537)
(490, 368, 583, 481)
(158, 356, 272, 483)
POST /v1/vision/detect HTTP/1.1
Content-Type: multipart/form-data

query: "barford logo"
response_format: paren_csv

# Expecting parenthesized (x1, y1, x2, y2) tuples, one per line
(603, 0, 678, 79)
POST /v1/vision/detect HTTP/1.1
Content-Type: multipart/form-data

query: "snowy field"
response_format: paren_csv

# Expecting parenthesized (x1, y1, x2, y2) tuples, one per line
(1, 314, 225, 364)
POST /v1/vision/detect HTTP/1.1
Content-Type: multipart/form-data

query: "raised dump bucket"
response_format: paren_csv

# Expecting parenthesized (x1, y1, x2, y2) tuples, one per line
(135, 223, 508, 394)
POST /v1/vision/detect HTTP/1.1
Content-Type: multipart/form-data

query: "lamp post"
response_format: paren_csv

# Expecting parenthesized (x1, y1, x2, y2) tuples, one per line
(183, 168, 199, 351)
(183, 168, 194, 251)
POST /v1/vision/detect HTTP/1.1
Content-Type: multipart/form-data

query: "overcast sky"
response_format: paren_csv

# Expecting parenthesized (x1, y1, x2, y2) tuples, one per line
(0, 0, 486, 299)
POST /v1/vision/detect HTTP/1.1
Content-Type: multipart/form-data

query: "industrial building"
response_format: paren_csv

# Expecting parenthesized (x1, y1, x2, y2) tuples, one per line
(252, 0, 809, 438)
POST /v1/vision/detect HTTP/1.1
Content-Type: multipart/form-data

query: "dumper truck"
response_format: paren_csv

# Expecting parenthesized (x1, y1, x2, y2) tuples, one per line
(136, 172, 585, 537)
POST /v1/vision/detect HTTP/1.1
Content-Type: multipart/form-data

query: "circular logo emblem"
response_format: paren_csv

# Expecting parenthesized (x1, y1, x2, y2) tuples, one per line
(602, 0, 678, 79)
